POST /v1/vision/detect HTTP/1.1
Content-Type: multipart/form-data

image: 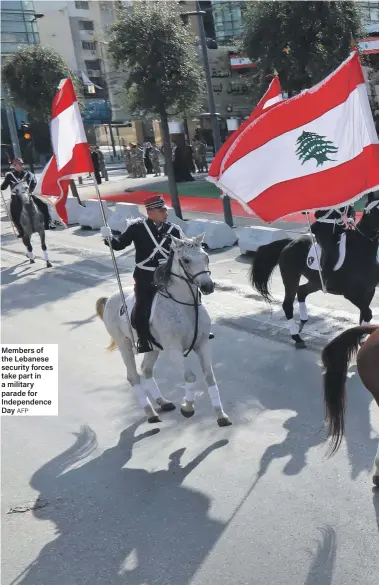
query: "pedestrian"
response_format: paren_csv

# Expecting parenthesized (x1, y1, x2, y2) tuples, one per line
(186, 141, 196, 174)
(1, 157, 55, 237)
(144, 142, 154, 175)
(150, 144, 161, 176)
(172, 141, 194, 182)
(125, 144, 133, 176)
(95, 146, 108, 181)
(90, 146, 102, 184)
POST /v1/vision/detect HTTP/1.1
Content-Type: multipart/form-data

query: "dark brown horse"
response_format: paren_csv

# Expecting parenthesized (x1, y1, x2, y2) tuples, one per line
(321, 325, 379, 487)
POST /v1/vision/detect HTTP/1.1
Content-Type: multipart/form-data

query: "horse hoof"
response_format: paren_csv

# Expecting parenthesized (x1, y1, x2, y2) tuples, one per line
(180, 407, 195, 419)
(147, 415, 162, 424)
(373, 474, 379, 488)
(295, 341, 307, 350)
(29, 259, 35, 264)
(46, 262, 52, 268)
(159, 402, 176, 412)
(217, 417, 232, 427)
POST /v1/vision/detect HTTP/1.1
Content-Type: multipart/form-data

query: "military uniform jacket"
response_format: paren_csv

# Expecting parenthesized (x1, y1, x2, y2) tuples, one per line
(1, 170, 37, 195)
(105, 218, 183, 279)
(314, 205, 356, 224)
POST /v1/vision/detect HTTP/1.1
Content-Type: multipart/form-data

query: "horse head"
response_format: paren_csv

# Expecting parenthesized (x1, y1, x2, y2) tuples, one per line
(362, 193, 379, 235)
(170, 233, 215, 295)
(13, 182, 33, 207)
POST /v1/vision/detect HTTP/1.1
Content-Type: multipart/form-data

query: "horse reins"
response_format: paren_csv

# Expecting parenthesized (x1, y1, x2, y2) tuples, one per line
(157, 260, 211, 357)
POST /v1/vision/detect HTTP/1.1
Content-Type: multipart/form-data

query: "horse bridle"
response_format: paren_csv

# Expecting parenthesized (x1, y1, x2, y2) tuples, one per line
(157, 257, 212, 357)
(355, 202, 379, 242)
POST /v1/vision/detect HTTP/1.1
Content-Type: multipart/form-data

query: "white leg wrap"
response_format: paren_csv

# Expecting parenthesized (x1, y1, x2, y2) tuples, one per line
(143, 377, 163, 400)
(43, 250, 49, 261)
(133, 383, 149, 408)
(27, 251, 34, 259)
(375, 440, 379, 465)
(361, 320, 371, 326)
(184, 382, 197, 402)
(299, 302, 308, 321)
(208, 384, 222, 409)
(288, 318, 299, 336)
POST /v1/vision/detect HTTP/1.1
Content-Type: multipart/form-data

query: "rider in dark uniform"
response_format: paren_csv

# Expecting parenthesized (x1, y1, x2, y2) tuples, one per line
(1, 158, 54, 237)
(310, 204, 356, 287)
(101, 195, 214, 353)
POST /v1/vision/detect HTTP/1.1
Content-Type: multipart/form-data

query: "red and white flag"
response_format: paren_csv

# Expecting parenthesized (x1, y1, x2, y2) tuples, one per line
(215, 51, 379, 223)
(208, 76, 283, 183)
(35, 78, 94, 224)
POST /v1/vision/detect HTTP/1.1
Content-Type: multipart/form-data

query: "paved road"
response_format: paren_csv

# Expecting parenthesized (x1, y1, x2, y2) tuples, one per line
(1, 216, 378, 585)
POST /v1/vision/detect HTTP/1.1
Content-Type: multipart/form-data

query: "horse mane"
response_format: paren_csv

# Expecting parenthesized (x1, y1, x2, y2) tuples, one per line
(154, 249, 175, 290)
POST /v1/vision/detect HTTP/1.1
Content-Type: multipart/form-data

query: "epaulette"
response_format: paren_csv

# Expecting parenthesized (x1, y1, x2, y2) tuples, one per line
(120, 216, 145, 232)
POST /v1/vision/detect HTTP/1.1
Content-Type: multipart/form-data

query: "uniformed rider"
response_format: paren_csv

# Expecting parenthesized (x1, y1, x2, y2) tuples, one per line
(101, 195, 214, 354)
(0, 157, 54, 237)
(310, 204, 356, 287)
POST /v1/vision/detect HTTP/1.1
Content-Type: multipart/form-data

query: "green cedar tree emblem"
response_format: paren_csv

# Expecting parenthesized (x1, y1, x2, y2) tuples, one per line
(295, 131, 338, 167)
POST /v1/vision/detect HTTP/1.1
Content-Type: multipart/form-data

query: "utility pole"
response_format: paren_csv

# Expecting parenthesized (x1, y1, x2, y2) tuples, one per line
(181, 2, 234, 227)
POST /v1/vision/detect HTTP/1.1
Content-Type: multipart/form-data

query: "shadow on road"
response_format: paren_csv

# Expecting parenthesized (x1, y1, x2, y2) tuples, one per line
(13, 422, 228, 585)
(303, 526, 337, 585)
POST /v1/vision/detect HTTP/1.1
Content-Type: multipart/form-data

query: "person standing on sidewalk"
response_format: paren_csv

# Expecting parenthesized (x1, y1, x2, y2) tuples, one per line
(90, 146, 102, 185)
(95, 146, 108, 181)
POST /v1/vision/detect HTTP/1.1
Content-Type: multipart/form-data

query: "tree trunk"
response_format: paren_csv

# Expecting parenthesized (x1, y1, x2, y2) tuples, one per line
(160, 110, 183, 219)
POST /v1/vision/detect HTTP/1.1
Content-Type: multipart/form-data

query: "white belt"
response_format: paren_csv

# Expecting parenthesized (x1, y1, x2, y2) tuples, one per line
(135, 221, 174, 272)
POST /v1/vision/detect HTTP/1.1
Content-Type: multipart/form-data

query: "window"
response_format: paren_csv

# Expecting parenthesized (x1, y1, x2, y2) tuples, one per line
(75, 1, 89, 8)
(78, 20, 94, 30)
(82, 40, 97, 50)
(2, 31, 28, 42)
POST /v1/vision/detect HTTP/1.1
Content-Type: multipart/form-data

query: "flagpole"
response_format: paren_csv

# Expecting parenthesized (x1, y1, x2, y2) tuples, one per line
(1, 191, 17, 236)
(306, 212, 327, 293)
(91, 174, 136, 351)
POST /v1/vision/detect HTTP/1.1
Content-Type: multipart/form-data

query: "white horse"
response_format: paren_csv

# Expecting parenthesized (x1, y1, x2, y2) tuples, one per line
(96, 233, 231, 427)
(14, 183, 52, 267)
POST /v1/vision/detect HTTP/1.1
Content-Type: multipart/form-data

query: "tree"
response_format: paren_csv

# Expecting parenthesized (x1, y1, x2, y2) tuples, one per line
(107, 0, 205, 218)
(241, 1, 364, 100)
(296, 131, 338, 167)
(2, 45, 82, 122)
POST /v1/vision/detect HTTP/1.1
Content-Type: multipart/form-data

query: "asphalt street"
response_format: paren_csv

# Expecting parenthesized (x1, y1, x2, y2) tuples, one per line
(1, 212, 379, 585)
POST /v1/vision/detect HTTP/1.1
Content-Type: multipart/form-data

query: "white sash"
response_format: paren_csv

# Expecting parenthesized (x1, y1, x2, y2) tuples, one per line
(135, 221, 174, 272)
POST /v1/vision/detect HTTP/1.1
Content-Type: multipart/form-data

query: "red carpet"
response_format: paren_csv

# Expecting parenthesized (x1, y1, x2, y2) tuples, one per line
(101, 190, 362, 224)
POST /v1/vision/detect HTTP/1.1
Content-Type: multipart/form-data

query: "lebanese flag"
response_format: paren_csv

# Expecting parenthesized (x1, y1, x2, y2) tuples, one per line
(215, 51, 379, 223)
(35, 78, 93, 224)
(207, 76, 283, 183)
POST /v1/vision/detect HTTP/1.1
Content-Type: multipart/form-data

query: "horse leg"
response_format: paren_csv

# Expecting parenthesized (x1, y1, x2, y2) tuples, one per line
(22, 235, 35, 263)
(39, 229, 52, 268)
(194, 341, 232, 427)
(297, 278, 321, 333)
(111, 329, 161, 424)
(280, 264, 305, 349)
(167, 349, 198, 419)
(141, 351, 176, 412)
(374, 440, 379, 487)
(358, 288, 375, 326)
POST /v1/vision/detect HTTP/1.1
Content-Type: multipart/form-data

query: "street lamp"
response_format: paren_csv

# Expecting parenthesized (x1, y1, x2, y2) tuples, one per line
(98, 40, 117, 158)
(180, 1, 234, 227)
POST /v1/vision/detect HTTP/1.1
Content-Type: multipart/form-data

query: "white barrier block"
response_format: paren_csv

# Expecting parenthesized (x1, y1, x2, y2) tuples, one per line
(49, 196, 85, 225)
(238, 226, 290, 254)
(78, 198, 113, 229)
(186, 219, 237, 249)
(166, 208, 188, 234)
(108, 202, 143, 233)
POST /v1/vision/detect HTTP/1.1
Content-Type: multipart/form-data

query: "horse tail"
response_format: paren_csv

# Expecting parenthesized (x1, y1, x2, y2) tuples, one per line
(322, 325, 378, 455)
(249, 239, 292, 303)
(95, 297, 117, 352)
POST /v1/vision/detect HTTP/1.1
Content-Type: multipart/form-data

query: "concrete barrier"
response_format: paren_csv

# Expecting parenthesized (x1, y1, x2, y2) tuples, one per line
(238, 226, 290, 254)
(49, 196, 85, 225)
(185, 219, 237, 249)
(108, 202, 143, 233)
(166, 208, 188, 234)
(78, 198, 113, 230)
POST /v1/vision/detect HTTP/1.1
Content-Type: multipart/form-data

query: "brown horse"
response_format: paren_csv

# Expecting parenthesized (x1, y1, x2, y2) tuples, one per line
(321, 325, 379, 486)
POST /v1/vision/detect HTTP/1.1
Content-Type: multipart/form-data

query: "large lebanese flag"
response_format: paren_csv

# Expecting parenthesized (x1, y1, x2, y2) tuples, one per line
(207, 76, 283, 183)
(215, 51, 379, 223)
(35, 78, 93, 224)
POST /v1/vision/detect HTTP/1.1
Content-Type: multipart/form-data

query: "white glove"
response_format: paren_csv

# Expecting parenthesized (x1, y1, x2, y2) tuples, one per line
(101, 226, 113, 239)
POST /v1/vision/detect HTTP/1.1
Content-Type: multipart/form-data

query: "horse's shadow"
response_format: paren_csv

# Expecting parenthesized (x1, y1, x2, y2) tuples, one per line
(303, 526, 337, 585)
(13, 421, 228, 585)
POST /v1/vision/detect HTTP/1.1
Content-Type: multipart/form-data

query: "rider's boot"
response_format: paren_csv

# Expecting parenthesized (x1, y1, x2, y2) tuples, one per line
(137, 338, 153, 354)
